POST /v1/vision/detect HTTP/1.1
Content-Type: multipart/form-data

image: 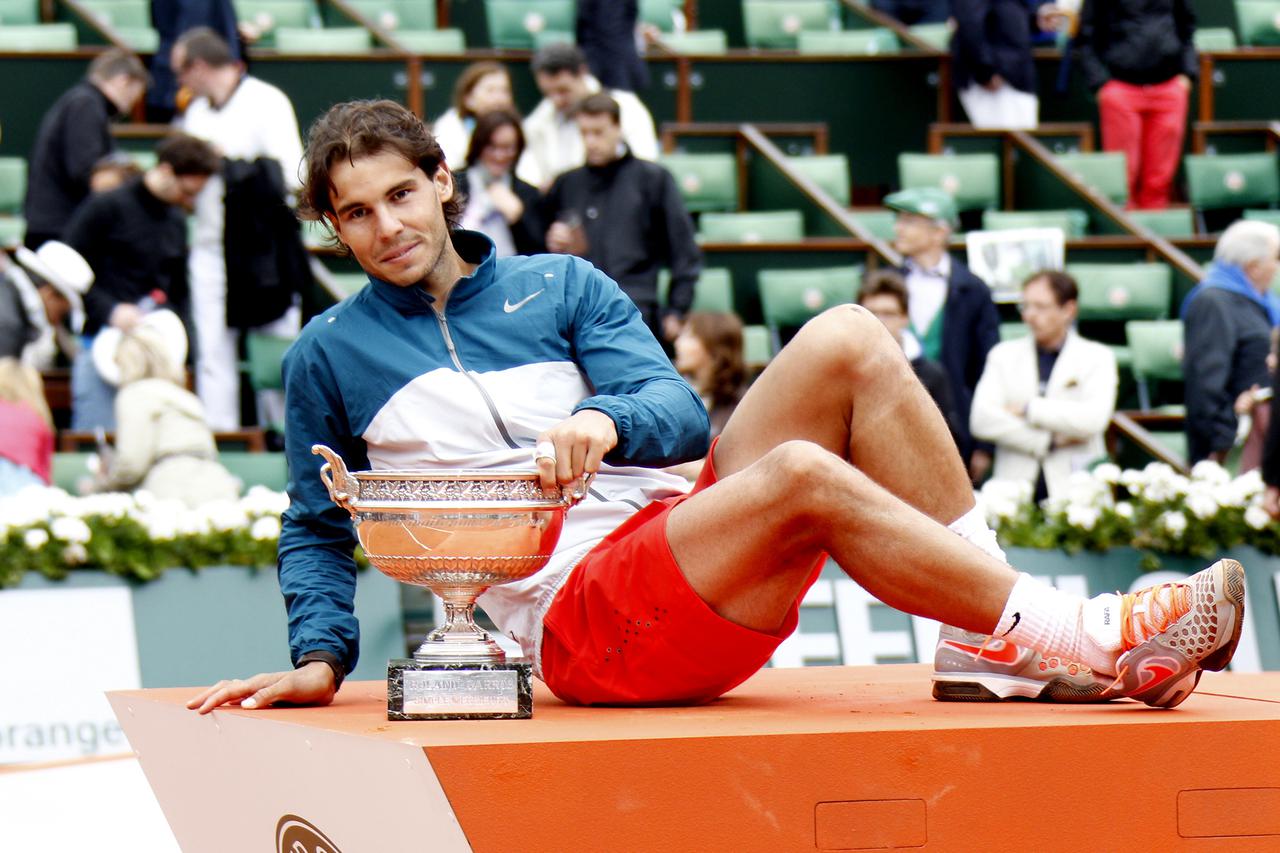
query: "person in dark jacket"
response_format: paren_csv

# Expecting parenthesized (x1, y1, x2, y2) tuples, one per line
(858, 268, 961, 449)
(23, 49, 150, 250)
(456, 109, 545, 257)
(576, 0, 648, 93)
(1076, 0, 1197, 209)
(541, 93, 701, 344)
(886, 188, 1000, 481)
(62, 133, 220, 429)
(147, 0, 241, 123)
(952, 0, 1062, 128)
(1182, 220, 1280, 464)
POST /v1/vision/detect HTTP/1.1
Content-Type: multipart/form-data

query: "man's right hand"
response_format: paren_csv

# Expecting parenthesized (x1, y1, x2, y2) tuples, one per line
(546, 222, 588, 255)
(185, 661, 336, 715)
(109, 302, 144, 331)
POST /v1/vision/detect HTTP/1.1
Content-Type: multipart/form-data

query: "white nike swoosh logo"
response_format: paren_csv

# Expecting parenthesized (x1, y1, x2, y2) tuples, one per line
(503, 289, 545, 313)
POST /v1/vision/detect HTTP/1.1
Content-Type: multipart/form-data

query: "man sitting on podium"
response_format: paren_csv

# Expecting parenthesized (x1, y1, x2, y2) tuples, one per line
(189, 100, 1243, 715)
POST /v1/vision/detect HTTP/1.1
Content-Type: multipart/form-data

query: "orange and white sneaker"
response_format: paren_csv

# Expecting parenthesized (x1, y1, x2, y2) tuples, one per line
(1102, 559, 1246, 708)
(931, 625, 1116, 702)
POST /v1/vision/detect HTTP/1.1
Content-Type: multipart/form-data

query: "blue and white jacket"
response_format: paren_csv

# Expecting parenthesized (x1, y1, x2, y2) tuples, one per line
(278, 231, 710, 678)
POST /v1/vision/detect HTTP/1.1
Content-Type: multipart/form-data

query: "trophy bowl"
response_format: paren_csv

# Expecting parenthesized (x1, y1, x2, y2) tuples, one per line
(312, 444, 590, 720)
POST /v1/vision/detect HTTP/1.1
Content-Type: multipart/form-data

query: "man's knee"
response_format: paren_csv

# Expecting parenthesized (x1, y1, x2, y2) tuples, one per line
(756, 439, 865, 514)
(791, 304, 910, 384)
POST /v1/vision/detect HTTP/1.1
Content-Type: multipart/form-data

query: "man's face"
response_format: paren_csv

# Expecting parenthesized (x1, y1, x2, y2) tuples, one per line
(171, 46, 209, 98)
(535, 69, 587, 114)
(151, 164, 209, 211)
(1245, 239, 1280, 291)
(478, 123, 520, 176)
(37, 284, 70, 326)
(892, 212, 947, 258)
(1020, 277, 1075, 349)
(578, 112, 623, 167)
(327, 150, 454, 288)
(860, 292, 909, 345)
(464, 71, 513, 115)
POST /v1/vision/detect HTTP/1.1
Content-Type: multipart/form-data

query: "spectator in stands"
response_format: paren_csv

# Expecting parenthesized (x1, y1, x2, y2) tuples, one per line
(431, 61, 515, 168)
(1182, 220, 1280, 464)
(89, 153, 144, 194)
(971, 270, 1118, 500)
(857, 269, 960, 447)
(1076, 0, 1197, 209)
(0, 358, 54, 493)
(540, 93, 701, 344)
(23, 50, 150, 250)
(577, 0, 648, 93)
(172, 26, 305, 430)
(953, 0, 1065, 129)
(886, 187, 1000, 482)
(90, 326, 239, 507)
(456, 110, 545, 257)
(518, 43, 658, 190)
(62, 134, 220, 431)
(674, 311, 747, 440)
(0, 252, 49, 365)
(13, 240, 94, 370)
(148, 0, 241, 123)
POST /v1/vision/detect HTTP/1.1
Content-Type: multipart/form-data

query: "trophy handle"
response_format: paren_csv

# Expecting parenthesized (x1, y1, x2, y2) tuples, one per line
(563, 472, 594, 507)
(312, 444, 357, 517)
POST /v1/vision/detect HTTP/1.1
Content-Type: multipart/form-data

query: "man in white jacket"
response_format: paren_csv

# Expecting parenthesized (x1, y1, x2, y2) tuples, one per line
(970, 270, 1118, 500)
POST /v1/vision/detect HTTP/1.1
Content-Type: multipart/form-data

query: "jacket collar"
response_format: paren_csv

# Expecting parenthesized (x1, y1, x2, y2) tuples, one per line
(368, 230, 497, 315)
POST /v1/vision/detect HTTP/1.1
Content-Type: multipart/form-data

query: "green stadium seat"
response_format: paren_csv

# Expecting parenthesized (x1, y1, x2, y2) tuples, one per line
(1193, 27, 1238, 50)
(1128, 207, 1195, 238)
(80, 0, 150, 27)
(698, 210, 805, 243)
(114, 26, 160, 51)
(999, 321, 1028, 341)
(656, 29, 728, 53)
(1244, 209, 1280, 227)
(1235, 0, 1280, 46)
(898, 152, 1000, 212)
(220, 451, 289, 492)
(125, 150, 158, 171)
(981, 209, 1089, 238)
(484, 0, 574, 49)
(0, 217, 24, 249)
(1184, 152, 1280, 211)
(907, 22, 950, 50)
(742, 0, 833, 49)
(787, 154, 851, 205)
(639, 0, 682, 31)
(759, 265, 860, 351)
(392, 28, 466, 52)
(0, 23, 77, 50)
(326, 272, 370, 298)
(0, 0, 39, 23)
(52, 453, 94, 492)
(1067, 262, 1172, 321)
(244, 332, 293, 392)
(275, 26, 371, 52)
(796, 28, 897, 54)
(342, 0, 435, 30)
(531, 29, 574, 48)
(1054, 151, 1128, 206)
(743, 324, 771, 370)
(301, 217, 335, 248)
(1126, 320, 1184, 411)
(0, 157, 27, 215)
(849, 208, 897, 242)
(233, 0, 314, 45)
(659, 267, 735, 313)
(661, 152, 738, 212)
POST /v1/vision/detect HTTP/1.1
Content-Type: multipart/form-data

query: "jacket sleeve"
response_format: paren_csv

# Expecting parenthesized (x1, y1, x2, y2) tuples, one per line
(565, 259, 710, 466)
(952, 0, 997, 85)
(967, 283, 1001, 391)
(63, 197, 117, 333)
(62, 94, 113, 199)
(1183, 294, 1239, 457)
(1025, 346, 1118, 438)
(1174, 0, 1198, 80)
(1074, 0, 1111, 91)
(657, 168, 702, 319)
(510, 179, 547, 255)
(101, 385, 157, 490)
(970, 347, 1053, 457)
(276, 334, 369, 677)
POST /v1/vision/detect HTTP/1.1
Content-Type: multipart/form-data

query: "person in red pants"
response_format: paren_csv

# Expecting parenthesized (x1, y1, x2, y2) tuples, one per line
(1076, 0, 1198, 209)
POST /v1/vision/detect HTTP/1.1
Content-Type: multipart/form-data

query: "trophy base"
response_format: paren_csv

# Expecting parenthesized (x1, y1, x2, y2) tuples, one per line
(387, 658, 533, 720)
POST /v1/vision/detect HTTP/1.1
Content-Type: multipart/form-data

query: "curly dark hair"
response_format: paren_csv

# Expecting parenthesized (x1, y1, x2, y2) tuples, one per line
(298, 100, 464, 252)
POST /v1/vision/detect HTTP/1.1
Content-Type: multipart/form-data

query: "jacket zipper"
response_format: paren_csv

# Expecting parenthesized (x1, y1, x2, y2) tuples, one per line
(430, 303, 520, 450)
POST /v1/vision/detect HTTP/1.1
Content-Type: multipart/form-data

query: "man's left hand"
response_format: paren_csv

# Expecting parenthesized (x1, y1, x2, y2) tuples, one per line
(534, 409, 618, 494)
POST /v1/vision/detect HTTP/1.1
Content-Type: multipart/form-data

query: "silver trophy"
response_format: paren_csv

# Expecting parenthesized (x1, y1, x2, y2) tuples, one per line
(312, 444, 589, 720)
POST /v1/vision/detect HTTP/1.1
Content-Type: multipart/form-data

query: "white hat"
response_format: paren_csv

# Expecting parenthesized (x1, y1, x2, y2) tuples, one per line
(92, 308, 189, 386)
(15, 241, 94, 334)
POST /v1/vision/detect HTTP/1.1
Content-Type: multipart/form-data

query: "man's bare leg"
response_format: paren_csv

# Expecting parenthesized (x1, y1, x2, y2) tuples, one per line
(667, 305, 1015, 635)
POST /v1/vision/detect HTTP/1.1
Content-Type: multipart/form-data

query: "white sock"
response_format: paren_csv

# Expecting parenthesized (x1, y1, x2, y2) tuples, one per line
(947, 503, 1006, 563)
(994, 573, 1121, 675)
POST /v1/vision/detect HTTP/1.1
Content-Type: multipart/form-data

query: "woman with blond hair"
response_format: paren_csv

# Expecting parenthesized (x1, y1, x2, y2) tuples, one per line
(0, 358, 54, 493)
(93, 327, 239, 507)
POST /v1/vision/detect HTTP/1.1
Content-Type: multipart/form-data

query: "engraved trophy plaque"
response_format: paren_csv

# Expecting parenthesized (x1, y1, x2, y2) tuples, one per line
(312, 445, 588, 720)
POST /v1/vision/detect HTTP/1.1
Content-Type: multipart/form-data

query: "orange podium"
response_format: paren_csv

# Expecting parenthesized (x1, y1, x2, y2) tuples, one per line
(110, 665, 1280, 852)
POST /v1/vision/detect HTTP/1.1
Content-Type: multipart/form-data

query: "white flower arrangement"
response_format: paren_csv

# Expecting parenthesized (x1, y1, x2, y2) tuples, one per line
(0, 485, 298, 588)
(983, 460, 1280, 560)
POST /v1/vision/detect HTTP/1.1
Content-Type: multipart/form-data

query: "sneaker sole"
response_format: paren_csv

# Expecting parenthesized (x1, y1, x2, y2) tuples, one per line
(932, 673, 1114, 703)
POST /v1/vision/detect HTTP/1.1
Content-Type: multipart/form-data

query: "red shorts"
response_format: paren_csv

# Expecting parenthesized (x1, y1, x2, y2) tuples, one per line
(540, 439, 826, 705)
